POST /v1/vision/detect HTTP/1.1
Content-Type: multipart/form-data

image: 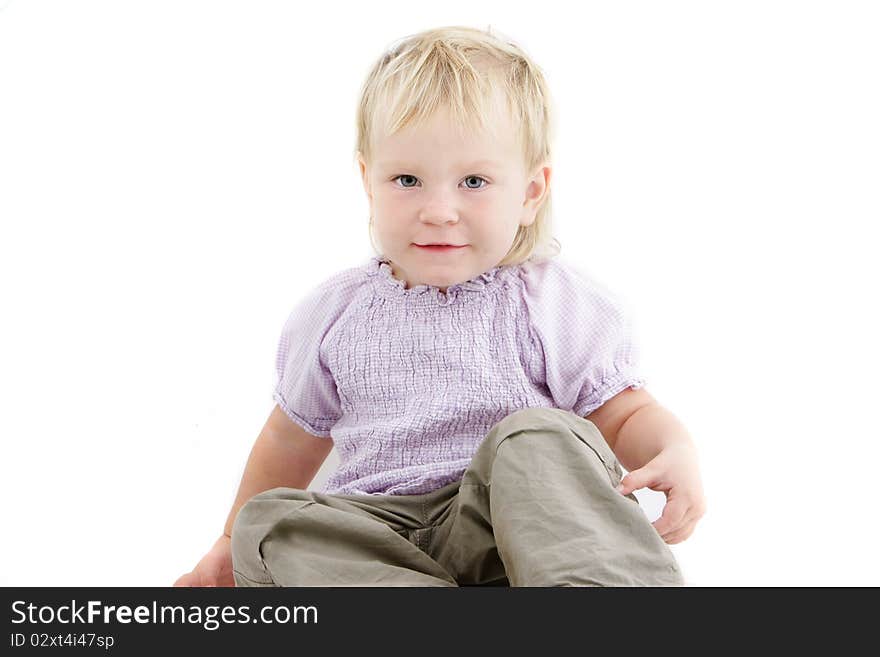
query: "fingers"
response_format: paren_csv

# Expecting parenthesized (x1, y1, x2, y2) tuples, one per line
(173, 571, 218, 587)
(661, 517, 699, 544)
(173, 573, 195, 587)
(651, 497, 689, 536)
(616, 467, 660, 496)
(654, 499, 707, 543)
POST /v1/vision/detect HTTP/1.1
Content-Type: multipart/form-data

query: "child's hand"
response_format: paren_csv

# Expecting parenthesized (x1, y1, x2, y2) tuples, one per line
(615, 443, 707, 544)
(173, 534, 235, 587)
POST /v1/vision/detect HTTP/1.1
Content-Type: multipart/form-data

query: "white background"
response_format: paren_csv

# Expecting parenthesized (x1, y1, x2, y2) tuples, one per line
(1, 0, 878, 587)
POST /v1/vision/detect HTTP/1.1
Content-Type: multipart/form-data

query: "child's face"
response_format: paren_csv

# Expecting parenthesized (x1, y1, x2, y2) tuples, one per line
(358, 101, 550, 293)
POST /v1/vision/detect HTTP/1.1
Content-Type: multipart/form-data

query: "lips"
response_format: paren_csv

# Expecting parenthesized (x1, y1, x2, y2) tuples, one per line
(414, 244, 467, 252)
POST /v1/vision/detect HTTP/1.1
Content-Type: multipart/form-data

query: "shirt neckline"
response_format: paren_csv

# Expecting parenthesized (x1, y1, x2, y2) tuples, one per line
(366, 255, 510, 306)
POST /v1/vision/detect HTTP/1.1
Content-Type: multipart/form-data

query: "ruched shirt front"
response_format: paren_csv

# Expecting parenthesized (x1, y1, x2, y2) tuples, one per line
(272, 254, 645, 496)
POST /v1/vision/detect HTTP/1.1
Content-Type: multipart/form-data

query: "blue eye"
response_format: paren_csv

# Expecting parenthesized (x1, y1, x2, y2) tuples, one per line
(394, 175, 419, 188)
(392, 175, 488, 189)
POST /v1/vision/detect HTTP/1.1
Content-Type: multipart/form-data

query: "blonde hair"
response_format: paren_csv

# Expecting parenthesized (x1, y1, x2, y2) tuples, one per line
(355, 25, 561, 266)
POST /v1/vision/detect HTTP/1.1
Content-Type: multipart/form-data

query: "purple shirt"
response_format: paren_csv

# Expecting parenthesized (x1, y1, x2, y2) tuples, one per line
(273, 254, 645, 496)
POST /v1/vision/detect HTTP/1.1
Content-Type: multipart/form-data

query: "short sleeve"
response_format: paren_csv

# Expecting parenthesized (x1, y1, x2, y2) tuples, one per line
(519, 258, 646, 417)
(272, 272, 360, 437)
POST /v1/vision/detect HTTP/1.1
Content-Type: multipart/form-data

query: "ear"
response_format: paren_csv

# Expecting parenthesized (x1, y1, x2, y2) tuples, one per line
(521, 163, 552, 227)
(357, 152, 372, 202)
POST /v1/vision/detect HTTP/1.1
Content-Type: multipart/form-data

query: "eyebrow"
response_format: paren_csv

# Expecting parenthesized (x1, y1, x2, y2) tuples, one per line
(377, 159, 503, 170)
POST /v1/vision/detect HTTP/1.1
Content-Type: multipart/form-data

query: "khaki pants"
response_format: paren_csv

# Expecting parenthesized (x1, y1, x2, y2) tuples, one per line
(231, 407, 684, 586)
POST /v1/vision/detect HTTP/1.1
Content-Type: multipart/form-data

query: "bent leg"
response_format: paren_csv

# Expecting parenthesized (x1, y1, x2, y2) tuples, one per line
(449, 407, 684, 587)
(231, 487, 458, 587)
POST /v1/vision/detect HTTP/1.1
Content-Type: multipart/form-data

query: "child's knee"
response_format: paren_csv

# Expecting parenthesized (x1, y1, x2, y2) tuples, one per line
(230, 489, 315, 584)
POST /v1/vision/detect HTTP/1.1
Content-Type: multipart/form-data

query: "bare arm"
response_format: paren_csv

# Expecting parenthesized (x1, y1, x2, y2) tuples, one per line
(222, 404, 334, 537)
(585, 387, 695, 472)
(586, 387, 706, 544)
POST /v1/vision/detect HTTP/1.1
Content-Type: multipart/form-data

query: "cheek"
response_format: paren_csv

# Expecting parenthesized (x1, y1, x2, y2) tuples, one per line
(471, 194, 520, 230)
(469, 193, 497, 211)
(374, 190, 413, 216)
(371, 207, 407, 239)
(471, 189, 520, 219)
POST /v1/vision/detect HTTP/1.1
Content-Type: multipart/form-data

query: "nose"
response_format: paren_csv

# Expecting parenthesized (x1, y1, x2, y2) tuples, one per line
(418, 190, 460, 225)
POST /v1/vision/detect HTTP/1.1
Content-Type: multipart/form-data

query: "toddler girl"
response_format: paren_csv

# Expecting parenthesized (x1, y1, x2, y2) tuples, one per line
(175, 25, 706, 587)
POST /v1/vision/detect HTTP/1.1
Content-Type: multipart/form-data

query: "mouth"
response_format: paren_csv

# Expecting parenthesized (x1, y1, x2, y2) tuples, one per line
(414, 243, 467, 251)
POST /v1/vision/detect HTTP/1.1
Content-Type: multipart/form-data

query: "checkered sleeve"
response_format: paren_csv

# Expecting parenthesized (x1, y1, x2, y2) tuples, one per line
(520, 258, 646, 417)
(272, 279, 349, 437)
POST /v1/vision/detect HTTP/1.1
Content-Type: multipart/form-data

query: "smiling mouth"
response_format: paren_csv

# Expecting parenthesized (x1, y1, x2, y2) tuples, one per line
(414, 243, 467, 248)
